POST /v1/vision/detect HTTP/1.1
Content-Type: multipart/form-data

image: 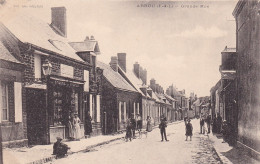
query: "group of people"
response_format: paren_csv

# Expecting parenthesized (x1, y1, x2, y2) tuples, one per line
(125, 114, 151, 141)
(199, 114, 211, 135)
(68, 112, 82, 141)
(53, 111, 93, 159)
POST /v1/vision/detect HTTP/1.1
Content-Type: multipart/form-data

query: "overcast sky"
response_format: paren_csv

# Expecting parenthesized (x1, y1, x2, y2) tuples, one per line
(1, 0, 237, 97)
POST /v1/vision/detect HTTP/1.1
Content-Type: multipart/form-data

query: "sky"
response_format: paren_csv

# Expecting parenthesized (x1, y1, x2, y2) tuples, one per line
(0, 0, 238, 97)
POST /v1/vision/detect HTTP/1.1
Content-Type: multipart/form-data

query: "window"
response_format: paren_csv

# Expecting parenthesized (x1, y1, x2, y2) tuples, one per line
(34, 54, 42, 80)
(1, 82, 9, 121)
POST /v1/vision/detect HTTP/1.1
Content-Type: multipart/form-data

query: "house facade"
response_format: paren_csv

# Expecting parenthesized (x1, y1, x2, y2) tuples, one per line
(0, 23, 27, 147)
(3, 7, 92, 144)
(97, 58, 141, 134)
(69, 36, 103, 136)
(233, 0, 260, 158)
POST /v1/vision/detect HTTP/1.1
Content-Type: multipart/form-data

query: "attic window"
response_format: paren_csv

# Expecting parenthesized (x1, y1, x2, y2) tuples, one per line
(48, 39, 66, 51)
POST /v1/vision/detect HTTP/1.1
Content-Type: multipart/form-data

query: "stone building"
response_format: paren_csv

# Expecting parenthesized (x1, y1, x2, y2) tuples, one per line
(2, 7, 93, 144)
(97, 57, 141, 134)
(69, 36, 103, 136)
(0, 23, 27, 147)
(233, 0, 260, 158)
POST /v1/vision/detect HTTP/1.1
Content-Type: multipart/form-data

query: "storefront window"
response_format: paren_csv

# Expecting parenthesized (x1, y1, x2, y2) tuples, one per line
(53, 91, 63, 126)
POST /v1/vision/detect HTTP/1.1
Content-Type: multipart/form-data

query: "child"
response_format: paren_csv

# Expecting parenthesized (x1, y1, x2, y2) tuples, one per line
(125, 119, 132, 142)
(185, 119, 193, 141)
(53, 137, 70, 159)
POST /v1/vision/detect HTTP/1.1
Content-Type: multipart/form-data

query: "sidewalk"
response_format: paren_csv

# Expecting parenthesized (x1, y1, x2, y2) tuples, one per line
(3, 134, 125, 164)
(208, 132, 259, 164)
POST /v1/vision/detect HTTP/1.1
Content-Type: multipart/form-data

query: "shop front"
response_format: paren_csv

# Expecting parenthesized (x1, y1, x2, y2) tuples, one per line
(48, 76, 85, 143)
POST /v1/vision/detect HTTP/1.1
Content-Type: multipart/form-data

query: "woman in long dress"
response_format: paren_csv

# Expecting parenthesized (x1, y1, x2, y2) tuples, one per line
(146, 116, 152, 138)
(73, 113, 81, 141)
(68, 114, 74, 140)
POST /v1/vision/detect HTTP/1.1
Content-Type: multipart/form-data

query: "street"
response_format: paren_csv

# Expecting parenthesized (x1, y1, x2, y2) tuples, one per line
(48, 119, 221, 164)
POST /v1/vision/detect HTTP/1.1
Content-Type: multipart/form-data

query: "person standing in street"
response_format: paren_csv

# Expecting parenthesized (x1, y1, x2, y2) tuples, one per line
(136, 114, 142, 138)
(130, 114, 136, 139)
(200, 117, 205, 134)
(146, 116, 152, 138)
(159, 117, 169, 142)
(185, 119, 193, 141)
(85, 111, 92, 138)
(125, 119, 132, 142)
(206, 114, 211, 134)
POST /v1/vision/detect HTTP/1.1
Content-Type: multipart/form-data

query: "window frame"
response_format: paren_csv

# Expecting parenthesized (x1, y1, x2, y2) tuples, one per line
(1, 81, 9, 122)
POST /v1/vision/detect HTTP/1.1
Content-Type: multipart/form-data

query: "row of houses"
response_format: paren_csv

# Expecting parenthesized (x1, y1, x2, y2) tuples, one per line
(0, 7, 195, 147)
(210, 0, 260, 160)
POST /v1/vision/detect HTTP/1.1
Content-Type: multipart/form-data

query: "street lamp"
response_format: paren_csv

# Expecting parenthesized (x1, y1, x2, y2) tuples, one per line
(42, 59, 52, 144)
(42, 59, 52, 76)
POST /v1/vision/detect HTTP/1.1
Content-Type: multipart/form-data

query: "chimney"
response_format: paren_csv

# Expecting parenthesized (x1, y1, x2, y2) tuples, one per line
(90, 35, 95, 40)
(51, 7, 67, 37)
(109, 56, 118, 72)
(117, 53, 126, 72)
(155, 84, 160, 93)
(134, 62, 140, 78)
(84, 36, 90, 41)
(150, 78, 156, 92)
(140, 67, 147, 85)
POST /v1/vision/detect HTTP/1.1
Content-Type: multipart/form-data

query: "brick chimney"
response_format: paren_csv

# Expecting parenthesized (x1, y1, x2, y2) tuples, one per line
(150, 78, 156, 92)
(117, 53, 126, 72)
(134, 62, 140, 78)
(155, 84, 160, 93)
(109, 56, 118, 72)
(51, 7, 67, 37)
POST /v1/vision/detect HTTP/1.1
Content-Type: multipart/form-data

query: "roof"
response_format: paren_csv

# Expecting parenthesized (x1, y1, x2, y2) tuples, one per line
(0, 42, 21, 63)
(164, 94, 176, 102)
(2, 12, 84, 62)
(0, 23, 22, 64)
(69, 40, 100, 53)
(117, 66, 145, 96)
(97, 61, 137, 92)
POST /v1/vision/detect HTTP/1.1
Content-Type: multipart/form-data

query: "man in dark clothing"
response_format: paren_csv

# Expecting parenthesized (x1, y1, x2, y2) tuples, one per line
(216, 113, 223, 134)
(130, 114, 136, 139)
(159, 119, 169, 142)
(200, 118, 205, 134)
(53, 137, 70, 159)
(206, 115, 211, 134)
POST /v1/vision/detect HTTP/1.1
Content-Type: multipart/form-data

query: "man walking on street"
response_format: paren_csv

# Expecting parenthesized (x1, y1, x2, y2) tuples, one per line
(159, 117, 169, 142)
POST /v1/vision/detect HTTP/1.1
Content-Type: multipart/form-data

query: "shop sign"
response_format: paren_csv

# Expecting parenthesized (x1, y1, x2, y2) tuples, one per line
(60, 64, 73, 78)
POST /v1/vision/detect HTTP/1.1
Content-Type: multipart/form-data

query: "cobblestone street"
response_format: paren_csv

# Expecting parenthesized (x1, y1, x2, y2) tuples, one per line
(48, 119, 222, 164)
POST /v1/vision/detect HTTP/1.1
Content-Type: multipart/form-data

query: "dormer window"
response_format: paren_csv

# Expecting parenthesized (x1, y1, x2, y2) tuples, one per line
(48, 39, 66, 51)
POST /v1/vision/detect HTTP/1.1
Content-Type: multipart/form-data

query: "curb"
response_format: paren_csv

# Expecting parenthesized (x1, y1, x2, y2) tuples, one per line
(27, 136, 124, 164)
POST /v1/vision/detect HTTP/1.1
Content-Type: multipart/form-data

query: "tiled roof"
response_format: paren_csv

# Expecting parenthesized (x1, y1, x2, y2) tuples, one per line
(97, 61, 137, 92)
(69, 41, 99, 53)
(2, 12, 84, 62)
